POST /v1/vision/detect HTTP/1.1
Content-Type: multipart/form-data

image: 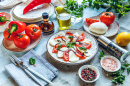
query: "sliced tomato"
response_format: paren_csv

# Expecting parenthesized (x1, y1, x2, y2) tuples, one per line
(54, 36, 66, 40)
(75, 44, 81, 47)
(86, 18, 99, 26)
(77, 33, 85, 42)
(75, 48, 86, 59)
(52, 44, 66, 53)
(80, 43, 92, 49)
(63, 51, 69, 61)
(66, 31, 73, 36)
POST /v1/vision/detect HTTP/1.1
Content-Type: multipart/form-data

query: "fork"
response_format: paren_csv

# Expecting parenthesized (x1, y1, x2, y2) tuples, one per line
(9, 54, 54, 86)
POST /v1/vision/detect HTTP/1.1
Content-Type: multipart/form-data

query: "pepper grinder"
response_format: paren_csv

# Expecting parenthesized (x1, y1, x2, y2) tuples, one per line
(97, 35, 130, 60)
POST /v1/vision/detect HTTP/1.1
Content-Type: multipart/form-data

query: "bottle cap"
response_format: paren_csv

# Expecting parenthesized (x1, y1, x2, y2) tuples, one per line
(42, 12, 48, 19)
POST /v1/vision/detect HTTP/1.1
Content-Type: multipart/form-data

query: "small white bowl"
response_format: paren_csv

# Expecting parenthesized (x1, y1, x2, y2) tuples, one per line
(78, 65, 100, 83)
(100, 56, 121, 72)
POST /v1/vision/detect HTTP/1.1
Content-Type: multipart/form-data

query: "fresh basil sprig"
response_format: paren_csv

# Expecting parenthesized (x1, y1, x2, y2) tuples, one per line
(29, 57, 36, 65)
(58, 44, 62, 50)
(67, 42, 76, 48)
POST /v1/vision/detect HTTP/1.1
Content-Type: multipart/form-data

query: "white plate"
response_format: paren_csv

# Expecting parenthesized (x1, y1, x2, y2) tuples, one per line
(10, 3, 54, 23)
(83, 16, 119, 37)
(47, 29, 98, 65)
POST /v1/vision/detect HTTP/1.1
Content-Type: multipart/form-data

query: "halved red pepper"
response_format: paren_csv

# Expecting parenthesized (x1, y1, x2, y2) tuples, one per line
(8, 21, 26, 38)
(0, 13, 10, 25)
(23, 0, 51, 14)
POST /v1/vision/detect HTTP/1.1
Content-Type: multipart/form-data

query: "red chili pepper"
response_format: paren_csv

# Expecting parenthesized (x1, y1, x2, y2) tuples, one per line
(0, 13, 10, 25)
(8, 21, 26, 38)
(23, 0, 51, 14)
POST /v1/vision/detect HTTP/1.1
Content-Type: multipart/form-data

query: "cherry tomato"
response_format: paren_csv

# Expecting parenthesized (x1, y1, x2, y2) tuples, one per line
(14, 34, 30, 48)
(77, 33, 85, 42)
(86, 18, 99, 26)
(100, 12, 115, 25)
(75, 48, 86, 59)
(25, 24, 41, 40)
(52, 44, 66, 53)
(3, 29, 16, 41)
(63, 51, 69, 61)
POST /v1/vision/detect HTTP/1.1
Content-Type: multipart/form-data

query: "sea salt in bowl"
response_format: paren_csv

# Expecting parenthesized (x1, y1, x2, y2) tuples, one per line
(100, 56, 121, 72)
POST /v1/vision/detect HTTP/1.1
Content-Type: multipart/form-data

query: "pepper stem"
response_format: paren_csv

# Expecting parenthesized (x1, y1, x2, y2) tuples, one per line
(0, 16, 10, 22)
(8, 24, 17, 38)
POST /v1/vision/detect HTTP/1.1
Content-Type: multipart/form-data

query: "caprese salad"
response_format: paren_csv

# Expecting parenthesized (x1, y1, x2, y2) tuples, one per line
(49, 31, 92, 62)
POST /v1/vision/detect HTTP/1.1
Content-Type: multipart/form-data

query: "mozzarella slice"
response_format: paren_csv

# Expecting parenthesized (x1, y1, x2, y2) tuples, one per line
(69, 51, 79, 62)
(60, 47, 68, 51)
(49, 40, 58, 47)
(74, 32, 79, 37)
(84, 50, 91, 57)
(72, 38, 77, 42)
(81, 38, 91, 43)
(58, 32, 65, 36)
(57, 51, 63, 58)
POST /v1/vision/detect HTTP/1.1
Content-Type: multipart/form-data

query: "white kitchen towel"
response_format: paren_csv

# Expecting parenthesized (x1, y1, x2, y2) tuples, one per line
(5, 50, 58, 86)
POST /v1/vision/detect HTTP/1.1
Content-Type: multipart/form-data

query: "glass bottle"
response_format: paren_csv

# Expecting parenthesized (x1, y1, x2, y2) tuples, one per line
(39, 12, 54, 34)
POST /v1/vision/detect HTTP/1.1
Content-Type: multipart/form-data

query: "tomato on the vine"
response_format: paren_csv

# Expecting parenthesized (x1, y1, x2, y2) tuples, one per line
(100, 12, 115, 25)
(3, 29, 16, 41)
(25, 24, 41, 40)
(14, 34, 30, 49)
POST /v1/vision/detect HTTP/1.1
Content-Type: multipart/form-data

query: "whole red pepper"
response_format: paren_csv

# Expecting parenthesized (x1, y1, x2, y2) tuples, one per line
(23, 0, 51, 14)
(0, 13, 10, 25)
(8, 21, 26, 38)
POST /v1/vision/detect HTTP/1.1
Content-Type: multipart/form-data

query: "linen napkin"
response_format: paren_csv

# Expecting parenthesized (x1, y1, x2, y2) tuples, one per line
(5, 50, 58, 86)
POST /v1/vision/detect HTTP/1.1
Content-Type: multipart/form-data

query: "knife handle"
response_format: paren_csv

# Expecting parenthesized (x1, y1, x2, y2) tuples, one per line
(24, 68, 43, 86)
(27, 67, 54, 86)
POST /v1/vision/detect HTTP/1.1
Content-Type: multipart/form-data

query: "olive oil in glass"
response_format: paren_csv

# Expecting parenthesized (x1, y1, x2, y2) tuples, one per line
(57, 13, 71, 30)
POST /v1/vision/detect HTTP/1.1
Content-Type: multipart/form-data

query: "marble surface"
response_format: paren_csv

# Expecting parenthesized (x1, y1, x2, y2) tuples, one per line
(0, 1, 130, 86)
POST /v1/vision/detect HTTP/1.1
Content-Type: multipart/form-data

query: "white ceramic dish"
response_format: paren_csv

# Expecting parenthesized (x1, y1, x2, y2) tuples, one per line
(78, 65, 100, 83)
(0, 12, 12, 32)
(10, 3, 54, 23)
(100, 56, 121, 72)
(83, 16, 119, 37)
(47, 29, 98, 65)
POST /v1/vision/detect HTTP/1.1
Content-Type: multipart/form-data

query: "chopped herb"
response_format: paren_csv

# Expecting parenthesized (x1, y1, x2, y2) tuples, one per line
(67, 42, 76, 48)
(79, 47, 87, 51)
(58, 44, 62, 50)
(68, 36, 74, 39)
(99, 50, 105, 59)
(29, 57, 36, 65)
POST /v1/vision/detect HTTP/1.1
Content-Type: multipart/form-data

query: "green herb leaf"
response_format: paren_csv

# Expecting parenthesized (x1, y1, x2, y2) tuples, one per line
(99, 50, 105, 59)
(79, 47, 87, 51)
(127, 67, 130, 74)
(68, 36, 74, 39)
(29, 57, 36, 65)
(58, 44, 62, 50)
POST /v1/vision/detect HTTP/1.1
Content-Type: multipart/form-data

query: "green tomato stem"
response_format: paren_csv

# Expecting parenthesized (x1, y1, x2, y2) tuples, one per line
(8, 24, 17, 38)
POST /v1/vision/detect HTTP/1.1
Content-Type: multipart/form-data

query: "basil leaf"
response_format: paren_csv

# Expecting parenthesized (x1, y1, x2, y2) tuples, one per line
(67, 42, 71, 48)
(68, 36, 74, 39)
(71, 42, 76, 45)
(58, 44, 62, 50)
(99, 50, 105, 59)
(79, 47, 87, 51)
(29, 57, 36, 65)
(127, 67, 130, 74)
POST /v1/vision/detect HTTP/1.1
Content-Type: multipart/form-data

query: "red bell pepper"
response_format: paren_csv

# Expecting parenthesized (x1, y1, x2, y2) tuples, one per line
(23, 0, 51, 14)
(0, 13, 10, 25)
(8, 21, 26, 38)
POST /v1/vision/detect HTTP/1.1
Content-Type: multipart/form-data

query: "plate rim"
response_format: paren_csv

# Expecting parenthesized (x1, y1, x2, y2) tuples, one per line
(2, 35, 42, 52)
(10, 3, 54, 23)
(83, 16, 119, 37)
(46, 29, 99, 65)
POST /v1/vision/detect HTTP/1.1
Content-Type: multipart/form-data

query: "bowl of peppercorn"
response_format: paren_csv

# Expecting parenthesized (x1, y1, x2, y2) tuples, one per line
(78, 65, 100, 83)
